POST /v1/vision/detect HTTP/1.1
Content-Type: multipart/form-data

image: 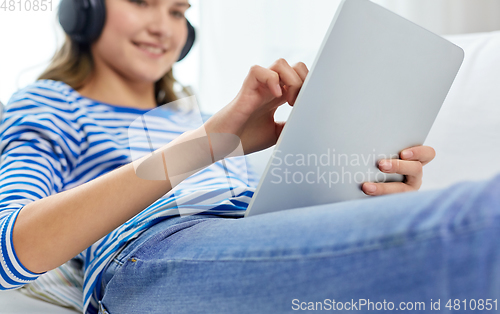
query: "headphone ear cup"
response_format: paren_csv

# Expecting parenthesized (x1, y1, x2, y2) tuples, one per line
(177, 19, 196, 62)
(58, 0, 106, 44)
(84, 0, 106, 43)
(58, 0, 88, 40)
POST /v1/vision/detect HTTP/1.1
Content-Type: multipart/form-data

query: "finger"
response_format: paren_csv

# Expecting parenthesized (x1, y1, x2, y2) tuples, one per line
(362, 182, 416, 196)
(270, 59, 302, 106)
(378, 159, 423, 189)
(269, 58, 304, 106)
(378, 159, 423, 177)
(287, 62, 309, 107)
(246, 65, 283, 98)
(400, 145, 436, 166)
(292, 62, 309, 82)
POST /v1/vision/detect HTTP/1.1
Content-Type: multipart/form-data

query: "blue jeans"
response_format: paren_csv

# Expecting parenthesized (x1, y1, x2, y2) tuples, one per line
(97, 174, 500, 313)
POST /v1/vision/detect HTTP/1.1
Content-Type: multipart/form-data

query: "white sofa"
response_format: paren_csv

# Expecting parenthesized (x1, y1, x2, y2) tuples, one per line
(1, 30, 500, 313)
(418, 30, 500, 190)
(0, 290, 77, 314)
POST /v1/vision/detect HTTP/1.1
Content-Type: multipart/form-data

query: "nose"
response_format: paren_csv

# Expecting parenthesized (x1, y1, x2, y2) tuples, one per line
(148, 10, 174, 39)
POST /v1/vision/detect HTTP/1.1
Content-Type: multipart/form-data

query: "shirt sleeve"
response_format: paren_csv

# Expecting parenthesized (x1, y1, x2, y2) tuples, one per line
(0, 85, 81, 290)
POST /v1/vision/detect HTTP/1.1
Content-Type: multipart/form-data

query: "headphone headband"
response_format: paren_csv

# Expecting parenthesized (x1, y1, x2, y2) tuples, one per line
(58, 0, 195, 62)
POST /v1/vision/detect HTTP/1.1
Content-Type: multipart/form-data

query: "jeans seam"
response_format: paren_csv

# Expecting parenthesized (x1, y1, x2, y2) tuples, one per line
(113, 236, 141, 264)
(129, 218, 215, 261)
(112, 217, 217, 265)
(136, 221, 498, 263)
(100, 218, 217, 300)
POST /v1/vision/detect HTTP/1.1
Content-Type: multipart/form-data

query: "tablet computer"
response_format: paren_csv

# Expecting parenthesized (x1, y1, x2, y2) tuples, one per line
(244, 0, 464, 217)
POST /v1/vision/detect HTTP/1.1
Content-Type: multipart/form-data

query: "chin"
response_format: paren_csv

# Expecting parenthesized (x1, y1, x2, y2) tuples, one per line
(140, 64, 173, 79)
(129, 67, 171, 83)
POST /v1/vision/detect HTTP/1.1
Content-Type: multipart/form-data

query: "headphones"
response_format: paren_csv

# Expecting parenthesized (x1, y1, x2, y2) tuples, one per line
(58, 0, 196, 62)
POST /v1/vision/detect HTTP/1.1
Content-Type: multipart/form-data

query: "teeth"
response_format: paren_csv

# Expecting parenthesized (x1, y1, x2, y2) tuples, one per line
(137, 44, 164, 55)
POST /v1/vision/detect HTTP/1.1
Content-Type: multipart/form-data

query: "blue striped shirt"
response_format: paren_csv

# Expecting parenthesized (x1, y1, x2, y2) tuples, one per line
(0, 79, 258, 313)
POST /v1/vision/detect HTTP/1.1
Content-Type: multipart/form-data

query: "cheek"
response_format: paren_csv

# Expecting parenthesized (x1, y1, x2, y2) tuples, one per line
(106, 3, 143, 38)
(176, 26, 188, 53)
(94, 4, 142, 59)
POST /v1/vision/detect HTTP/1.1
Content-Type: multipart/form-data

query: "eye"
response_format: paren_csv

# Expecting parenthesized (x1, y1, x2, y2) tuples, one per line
(171, 10, 185, 19)
(129, 0, 147, 7)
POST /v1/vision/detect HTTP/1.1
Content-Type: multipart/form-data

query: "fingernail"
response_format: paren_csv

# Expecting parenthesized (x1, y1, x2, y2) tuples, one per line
(402, 150, 413, 159)
(364, 183, 377, 193)
(380, 161, 392, 171)
(276, 84, 282, 96)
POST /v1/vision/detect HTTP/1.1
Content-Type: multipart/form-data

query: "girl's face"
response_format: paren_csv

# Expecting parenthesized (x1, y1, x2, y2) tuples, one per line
(92, 0, 191, 83)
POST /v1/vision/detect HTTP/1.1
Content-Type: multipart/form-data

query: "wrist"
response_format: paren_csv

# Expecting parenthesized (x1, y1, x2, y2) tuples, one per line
(132, 127, 214, 186)
(205, 99, 251, 137)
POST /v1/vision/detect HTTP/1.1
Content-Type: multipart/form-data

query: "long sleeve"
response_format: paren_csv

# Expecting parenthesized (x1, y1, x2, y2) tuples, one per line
(0, 84, 81, 290)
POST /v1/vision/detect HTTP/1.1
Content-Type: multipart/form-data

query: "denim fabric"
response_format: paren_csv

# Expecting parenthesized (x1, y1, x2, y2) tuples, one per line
(97, 174, 500, 313)
(97, 214, 220, 301)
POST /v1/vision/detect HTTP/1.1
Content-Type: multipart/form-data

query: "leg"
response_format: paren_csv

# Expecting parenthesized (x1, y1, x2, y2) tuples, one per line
(98, 174, 500, 314)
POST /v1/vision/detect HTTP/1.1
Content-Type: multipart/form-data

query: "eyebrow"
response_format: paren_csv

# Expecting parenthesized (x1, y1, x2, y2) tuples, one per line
(174, 2, 191, 8)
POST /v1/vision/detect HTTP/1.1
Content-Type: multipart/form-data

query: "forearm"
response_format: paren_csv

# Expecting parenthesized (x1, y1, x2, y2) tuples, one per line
(12, 127, 214, 274)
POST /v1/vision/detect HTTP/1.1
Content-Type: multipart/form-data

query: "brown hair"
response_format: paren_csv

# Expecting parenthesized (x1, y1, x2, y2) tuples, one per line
(38, 35, 191, 106)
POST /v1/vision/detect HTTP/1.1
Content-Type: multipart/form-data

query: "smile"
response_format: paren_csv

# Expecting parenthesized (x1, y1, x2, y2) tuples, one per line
(133, 42, 167, 57)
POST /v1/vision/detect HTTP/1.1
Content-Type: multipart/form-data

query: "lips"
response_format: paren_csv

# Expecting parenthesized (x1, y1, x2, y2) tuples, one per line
(133, 41, 167, 56)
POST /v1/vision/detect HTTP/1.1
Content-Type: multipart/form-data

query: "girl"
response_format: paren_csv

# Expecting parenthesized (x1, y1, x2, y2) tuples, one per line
(1, 0, 499, 313)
